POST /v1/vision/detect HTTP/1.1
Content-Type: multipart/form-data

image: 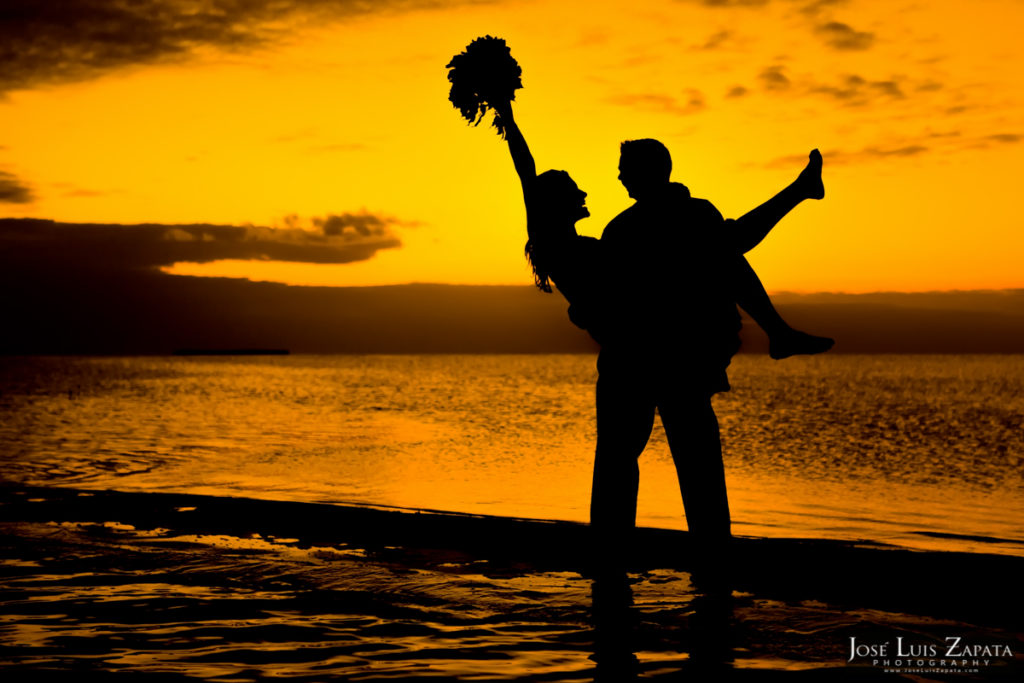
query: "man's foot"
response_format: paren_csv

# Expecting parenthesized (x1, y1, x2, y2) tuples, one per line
(796, 148, 824, 200)
(769, 329, 834, 360)
(689, 534, 735, 597)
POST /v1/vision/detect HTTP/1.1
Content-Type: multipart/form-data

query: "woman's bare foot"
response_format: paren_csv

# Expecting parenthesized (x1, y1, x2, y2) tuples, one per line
(769, 329, 834, 360)
(796, 149, 824, 200)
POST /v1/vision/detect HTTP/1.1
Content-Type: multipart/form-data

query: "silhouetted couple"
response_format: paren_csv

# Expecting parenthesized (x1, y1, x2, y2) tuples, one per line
(452, 45, 832, 576)
(497, 99, 829, 569)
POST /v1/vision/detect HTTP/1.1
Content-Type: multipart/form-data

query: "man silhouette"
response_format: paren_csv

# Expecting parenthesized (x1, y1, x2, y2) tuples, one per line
(591, 139, 826, 571)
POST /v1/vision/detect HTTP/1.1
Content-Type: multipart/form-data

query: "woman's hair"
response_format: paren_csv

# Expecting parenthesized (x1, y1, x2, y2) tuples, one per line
(524, 237, 552, 292)
(524, 170, 574, 293)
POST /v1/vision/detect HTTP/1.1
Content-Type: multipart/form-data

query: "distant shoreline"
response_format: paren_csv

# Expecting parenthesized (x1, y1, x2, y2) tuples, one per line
(6, 350, 1024, 360)
(2, 284, 1023, 355)
(172, 348, 290, 356)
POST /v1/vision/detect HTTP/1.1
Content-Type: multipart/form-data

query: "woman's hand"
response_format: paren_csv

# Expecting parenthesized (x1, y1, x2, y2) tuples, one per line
(491, 99, 513, 121)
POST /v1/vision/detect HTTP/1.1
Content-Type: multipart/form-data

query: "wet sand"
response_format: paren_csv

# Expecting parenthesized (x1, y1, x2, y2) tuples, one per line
(1, 485, 1022, 680)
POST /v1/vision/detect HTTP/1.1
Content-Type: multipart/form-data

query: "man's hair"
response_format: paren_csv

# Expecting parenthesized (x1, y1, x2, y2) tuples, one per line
(619, 139, 672, 181)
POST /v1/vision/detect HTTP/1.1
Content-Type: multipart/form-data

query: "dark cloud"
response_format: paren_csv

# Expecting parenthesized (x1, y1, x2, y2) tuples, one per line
(758, 65, 790, 91)
(699, 0, 769, 7)
(808, 74, 904, 104)
(781, 134, 1020, 164)
(861, 145, 927, 158)
(699, 30, 732, 50)
(808, 74, 864, 100)
(0, 0, 479, 93)
(961, 133, 1024, 151)
(870, 80, 903, 98)
(986, 134, 1021, 144)
(0, 171, 34, 203)
(608, 90, 705, 116)
(312, 212, 417, 238)
(740, 66, 937, 110)
(0, 213, 406, 273)
(815, 21, 875, 50)
(798, 0, 848, 16)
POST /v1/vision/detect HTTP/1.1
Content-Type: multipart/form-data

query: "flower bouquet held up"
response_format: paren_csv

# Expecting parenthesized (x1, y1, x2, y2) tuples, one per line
(446, 36, 522, 138)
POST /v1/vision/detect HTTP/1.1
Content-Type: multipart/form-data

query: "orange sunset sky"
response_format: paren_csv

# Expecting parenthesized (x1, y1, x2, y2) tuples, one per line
(1, 0, 1022, 293)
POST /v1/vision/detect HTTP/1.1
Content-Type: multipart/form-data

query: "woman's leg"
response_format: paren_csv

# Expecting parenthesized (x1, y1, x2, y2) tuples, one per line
(730, 150, 824, 254)
(732, 256, 833, 359)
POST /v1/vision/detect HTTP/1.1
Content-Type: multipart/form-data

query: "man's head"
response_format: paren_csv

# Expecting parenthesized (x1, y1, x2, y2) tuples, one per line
(618, 139, 672, 200)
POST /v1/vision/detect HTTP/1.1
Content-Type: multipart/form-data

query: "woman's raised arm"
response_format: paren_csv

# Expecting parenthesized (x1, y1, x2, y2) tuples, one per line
(493, 101, 536, 202)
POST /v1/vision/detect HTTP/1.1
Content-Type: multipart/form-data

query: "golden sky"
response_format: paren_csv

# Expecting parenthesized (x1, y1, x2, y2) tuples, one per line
(1, 0, 1022, 293)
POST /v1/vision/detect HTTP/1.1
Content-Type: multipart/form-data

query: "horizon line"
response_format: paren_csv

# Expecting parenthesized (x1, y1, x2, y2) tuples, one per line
(161, 273, 1024, 296)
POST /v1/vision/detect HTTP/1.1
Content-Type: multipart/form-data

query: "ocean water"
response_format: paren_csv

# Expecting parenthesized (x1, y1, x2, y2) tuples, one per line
(1, 354, 1022, 556)
(2, 354, 1024, 680)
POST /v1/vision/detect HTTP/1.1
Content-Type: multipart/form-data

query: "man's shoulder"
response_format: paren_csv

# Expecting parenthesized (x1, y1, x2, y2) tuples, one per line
(601, 203, 640, 239)
(608, 202, 641, 222)
(684, 196, 724, 221)
(687, 196, 716, 209)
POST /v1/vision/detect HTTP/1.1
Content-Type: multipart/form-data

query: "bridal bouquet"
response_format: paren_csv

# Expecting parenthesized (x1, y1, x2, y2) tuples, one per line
(446, 36, 522, 138)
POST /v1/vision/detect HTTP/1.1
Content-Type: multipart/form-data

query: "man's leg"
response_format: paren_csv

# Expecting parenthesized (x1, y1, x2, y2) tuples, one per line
(658, 393, 734, 593)
(591, 368, 656, 543)
(657, 394, 731, 544)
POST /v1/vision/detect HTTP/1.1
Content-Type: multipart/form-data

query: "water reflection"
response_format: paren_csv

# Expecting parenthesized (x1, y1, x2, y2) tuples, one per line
(591, 571, 640, 681)
(588, 568, 737, 681)
(3, 487, 1022, 681)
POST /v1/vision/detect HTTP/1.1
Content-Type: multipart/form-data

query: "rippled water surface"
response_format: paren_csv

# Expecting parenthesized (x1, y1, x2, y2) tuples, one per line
(2, 354, 1023, 680)
(2, 354, 1022, 555)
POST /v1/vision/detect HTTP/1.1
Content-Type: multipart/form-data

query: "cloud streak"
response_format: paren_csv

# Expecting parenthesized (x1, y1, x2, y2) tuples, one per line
(798, 0, 849, 16)
(814, 21, 875, 50)
(699, 30, 733, 50)
(608, 90, 706, 116)
(0, 171, 34, 203)
(0, 212, 408, 273)
(762, 144, 928, 168)
(763, 131, 1020, 167)
(750, 66, 911, 106)
(986, 134, 1021, 144)
(698, 0, 769, 7)
(808, 74, 905, 103)
(758, 65, 791, 91)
